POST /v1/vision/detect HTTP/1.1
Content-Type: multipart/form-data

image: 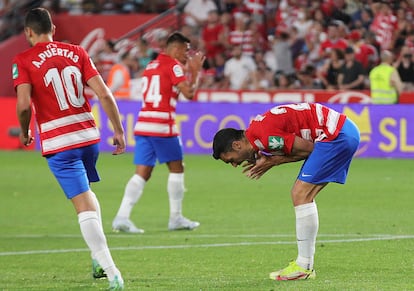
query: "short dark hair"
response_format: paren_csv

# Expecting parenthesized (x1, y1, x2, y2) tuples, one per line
(212, 128, 244, 160)
(166, 32, 191, 47)
(24, 8, 53, 35)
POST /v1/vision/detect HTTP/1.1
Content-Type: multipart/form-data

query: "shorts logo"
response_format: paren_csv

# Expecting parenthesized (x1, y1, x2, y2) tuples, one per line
(12, 63, 18, 79)
(268, 136, 284, 150)
(173, 64, 184, 77)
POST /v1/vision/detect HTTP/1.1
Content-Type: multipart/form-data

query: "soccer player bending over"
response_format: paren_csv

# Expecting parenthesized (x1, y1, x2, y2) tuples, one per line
(13, 8, 125, 290)
(212, 103, 360, 281)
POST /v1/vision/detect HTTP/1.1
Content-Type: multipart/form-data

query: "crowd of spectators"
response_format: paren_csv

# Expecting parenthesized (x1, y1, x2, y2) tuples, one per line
(91, 0, 414, 93)
(3, 0, 414, 93)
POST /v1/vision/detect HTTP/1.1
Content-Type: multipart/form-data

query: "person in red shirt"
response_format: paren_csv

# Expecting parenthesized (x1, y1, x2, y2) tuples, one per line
(347, 29, 379, 71)
(318, 21, 348, 60)
(112, 32, 205, 233)
(13, 8, 125, 290)
(201, 9, 226, 67)
(212, 103, 360, 281)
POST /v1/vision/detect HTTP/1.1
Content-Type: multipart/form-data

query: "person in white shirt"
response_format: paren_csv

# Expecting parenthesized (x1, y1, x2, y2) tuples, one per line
(184, 0, 217, 29)
(223, 45, 257, 90)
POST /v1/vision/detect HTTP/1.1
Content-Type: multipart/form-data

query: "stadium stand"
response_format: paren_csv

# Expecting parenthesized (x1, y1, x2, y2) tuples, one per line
(2, 0, 414, 94)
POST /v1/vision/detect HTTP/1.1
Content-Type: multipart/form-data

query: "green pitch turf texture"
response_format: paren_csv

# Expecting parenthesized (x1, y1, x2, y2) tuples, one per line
(0, 151, 413, 291)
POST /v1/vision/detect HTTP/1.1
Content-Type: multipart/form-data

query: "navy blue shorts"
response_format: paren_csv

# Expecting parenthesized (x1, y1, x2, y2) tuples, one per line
(298, 118, 360, 184)
(133, 135, 183, 166)
(46, 144, 100, 199)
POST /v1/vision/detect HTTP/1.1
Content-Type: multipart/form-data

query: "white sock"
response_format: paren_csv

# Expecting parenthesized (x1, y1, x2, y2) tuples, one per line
(78, 211, 121, 281)
(168, 173, 184, 219)
(295, 202, 319, 270)
(90, 191, 103, 232)
(116, 174, 146, 219)
(89, 191, 103, 261)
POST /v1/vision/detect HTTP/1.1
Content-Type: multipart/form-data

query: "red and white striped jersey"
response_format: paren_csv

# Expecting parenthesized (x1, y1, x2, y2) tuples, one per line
(12, 41, 100, 156)
(245, 103, 347, 155)
(370, 13, 397, 50)
(245, 0, 265, 15)
(228, 29, 254, 56)
(134, 53, 187, 137)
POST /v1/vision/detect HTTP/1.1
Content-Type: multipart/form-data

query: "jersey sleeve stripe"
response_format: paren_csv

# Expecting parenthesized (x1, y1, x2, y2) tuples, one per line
(315, 103, 324, 126)
(326, 110, 341, 135)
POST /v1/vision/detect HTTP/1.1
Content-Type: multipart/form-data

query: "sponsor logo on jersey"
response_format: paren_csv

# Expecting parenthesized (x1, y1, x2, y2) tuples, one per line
(268, 136, 284, 150)
(173, 64, 184, 77)
(12, 63, 18, 79)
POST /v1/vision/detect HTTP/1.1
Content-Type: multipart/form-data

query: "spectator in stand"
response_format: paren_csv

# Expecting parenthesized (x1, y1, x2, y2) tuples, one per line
(201, 9, 227, 68)
(107, 51, 138, 99)
(317, 47, 345, 90)
(273, 0, 300, 35)
(130, 37, 155, 74)
(228, 11, 254, 57)
(337, 46, 366, 90)
(269, 30, 295, 76)
(364, 30, 381, 58)
(223, 45, 256, 90)
(249, 59, 275, 90)
(312, 7, 328, 28)
(289, 26, 306, 61)
(245, 0, 266, 28)
(179, 24, 198, 49)
(395, 46, 414, 91)
(95, 39, 118, 82)
(329, 0, 352, 26)
(274, 71, 294, 89)
(347, 29, 379, 72)
(199, 68, 218, 89)
(396, 7, 410, 40)
(292, 7, 313, 39)
(295, 64, 323, 89)
(228, 0, 250, 16)
(369, 1, 398, 51)
(359, 8, 374, 31)
(213, 52, 226, 88)
(183, 0, 217, 33)
(253, 50, 274, 74)
(304, 20, 325, 66)
(369, 50, 403, 104)
(318, 21, 348, 61)
(248, 17, 267, 54)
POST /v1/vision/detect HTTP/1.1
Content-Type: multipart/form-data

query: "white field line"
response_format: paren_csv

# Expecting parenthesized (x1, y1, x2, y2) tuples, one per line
(0, 234, 413, 257)
(0, 233, 404, 239)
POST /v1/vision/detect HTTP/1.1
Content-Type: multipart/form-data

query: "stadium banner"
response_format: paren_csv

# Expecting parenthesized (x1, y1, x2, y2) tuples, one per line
(90, 100, 414, 159)
(0, 98, 35, 150)
(1, 97, 413, 158)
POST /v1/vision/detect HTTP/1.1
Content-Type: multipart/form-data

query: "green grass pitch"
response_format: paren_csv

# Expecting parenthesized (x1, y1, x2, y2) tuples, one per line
(0, 150, 413, 290)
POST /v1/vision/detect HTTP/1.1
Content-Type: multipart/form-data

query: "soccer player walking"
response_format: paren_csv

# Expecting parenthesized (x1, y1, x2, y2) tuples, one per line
(112, 32, 205, 233)
(212, 103, 360, 281)
(13, 8, 125, 290)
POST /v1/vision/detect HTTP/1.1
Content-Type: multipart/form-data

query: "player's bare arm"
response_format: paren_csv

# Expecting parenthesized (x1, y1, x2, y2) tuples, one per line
(87, 75, 126, 155)
(16, 83, 34, 146)
(244, 136, 314, 180)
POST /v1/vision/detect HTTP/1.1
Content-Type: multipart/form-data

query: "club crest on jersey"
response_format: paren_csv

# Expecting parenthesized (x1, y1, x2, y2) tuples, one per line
(173, 64, 184, 77)
(268, 136, 284, 150)
(12, 63, 18, 79)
